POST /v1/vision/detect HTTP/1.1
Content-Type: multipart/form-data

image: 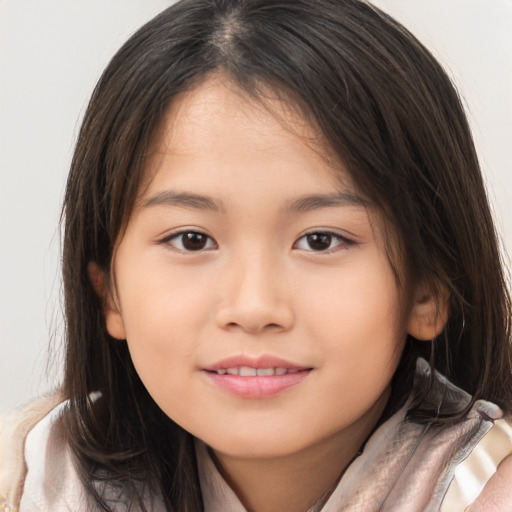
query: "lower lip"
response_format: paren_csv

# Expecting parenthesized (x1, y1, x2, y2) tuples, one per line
(204, 370, 311, 398)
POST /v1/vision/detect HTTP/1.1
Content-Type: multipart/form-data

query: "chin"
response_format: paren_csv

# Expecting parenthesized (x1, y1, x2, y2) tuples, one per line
(199, 428, 313, 460)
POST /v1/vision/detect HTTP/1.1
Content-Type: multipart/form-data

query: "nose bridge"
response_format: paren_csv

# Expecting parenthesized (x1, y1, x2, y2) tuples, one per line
(216, 244, 293, 333)
(235, 248, 277, 303)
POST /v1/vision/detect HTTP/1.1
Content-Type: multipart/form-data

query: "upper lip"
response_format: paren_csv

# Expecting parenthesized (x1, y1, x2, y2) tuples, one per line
(204, 354, 309, 371)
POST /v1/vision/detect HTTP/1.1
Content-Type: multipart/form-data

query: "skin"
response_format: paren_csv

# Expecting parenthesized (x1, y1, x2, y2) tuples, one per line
(97, 76, 447, 511)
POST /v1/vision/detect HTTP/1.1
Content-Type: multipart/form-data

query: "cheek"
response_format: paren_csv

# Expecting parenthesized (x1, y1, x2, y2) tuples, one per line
(304, 260, 403, 340)
(114, 259, 216, 390)
(120, 286, 202, 423)
(302, 257, 405, 386)
(118, 249, 214, 332)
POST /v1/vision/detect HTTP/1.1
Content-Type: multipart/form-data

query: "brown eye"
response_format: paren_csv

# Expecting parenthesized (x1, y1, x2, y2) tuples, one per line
(306, 233, 333, 251)
(166, 231, 216, 251)
(294, 231, 350, 252)
(183, 232, 207, 250)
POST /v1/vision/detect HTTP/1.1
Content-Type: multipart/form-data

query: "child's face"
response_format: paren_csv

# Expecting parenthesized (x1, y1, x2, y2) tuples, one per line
(105, 76, 409, 461)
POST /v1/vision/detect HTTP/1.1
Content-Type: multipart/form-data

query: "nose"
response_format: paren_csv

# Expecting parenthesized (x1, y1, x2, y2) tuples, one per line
(215, 252, 294, 334)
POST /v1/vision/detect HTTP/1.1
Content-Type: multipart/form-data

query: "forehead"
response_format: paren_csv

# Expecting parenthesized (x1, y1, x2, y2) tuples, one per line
(161, 76, 318, 147)
(142, 75, 354, 197)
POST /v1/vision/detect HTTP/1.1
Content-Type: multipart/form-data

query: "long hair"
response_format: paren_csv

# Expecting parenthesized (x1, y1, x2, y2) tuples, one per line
(61, 0, 512, 509)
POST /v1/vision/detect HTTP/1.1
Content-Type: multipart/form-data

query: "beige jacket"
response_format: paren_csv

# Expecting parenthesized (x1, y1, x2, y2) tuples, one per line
(2, 362, 512, 511)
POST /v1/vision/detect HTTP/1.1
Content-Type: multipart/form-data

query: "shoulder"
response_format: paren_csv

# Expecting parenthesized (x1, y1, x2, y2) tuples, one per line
(442, 417, 512, 511)
(1, 394, 166, 512)
(0, 392, 65, 511)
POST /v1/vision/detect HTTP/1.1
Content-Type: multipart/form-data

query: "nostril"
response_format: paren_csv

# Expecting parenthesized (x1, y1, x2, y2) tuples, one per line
(224, 321, 283, 333)
(216, 300, 294, 334)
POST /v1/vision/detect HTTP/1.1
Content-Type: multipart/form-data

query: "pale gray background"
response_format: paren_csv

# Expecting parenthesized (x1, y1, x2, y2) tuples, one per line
(1, 0, 511, 413)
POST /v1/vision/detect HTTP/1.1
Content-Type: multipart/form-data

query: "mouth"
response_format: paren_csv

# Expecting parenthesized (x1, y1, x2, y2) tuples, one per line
(203, 355, 313, 398)
(209, 366, 303, 376)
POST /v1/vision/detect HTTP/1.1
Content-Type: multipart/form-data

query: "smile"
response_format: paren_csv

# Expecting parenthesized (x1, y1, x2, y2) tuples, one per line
(212, 366, 300, 376)
(203, 355, 312, 398)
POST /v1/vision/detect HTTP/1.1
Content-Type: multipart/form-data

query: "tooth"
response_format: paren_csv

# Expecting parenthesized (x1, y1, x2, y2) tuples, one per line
(227, 367, 239, 375)
(257, 368, 275, 376)
(275, 367, 287, 375)
(216, 369, 226, 375)
(239, 366, 257, 377)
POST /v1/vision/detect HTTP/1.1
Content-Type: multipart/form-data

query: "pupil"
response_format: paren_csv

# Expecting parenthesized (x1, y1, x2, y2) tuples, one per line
(183, 232, 206, 250)
(307, 233, 331, 251)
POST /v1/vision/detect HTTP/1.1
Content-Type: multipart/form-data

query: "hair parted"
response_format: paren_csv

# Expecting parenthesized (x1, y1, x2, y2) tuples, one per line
(61, 0, 512, 509)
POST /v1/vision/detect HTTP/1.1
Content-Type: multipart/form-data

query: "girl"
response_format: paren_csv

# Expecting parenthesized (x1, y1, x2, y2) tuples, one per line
(1, 0, 512, 510)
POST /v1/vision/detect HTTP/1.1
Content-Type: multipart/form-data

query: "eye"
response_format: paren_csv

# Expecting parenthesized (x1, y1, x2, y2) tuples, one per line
(163, 231, 217, 252)
(294, 232, 350, 252)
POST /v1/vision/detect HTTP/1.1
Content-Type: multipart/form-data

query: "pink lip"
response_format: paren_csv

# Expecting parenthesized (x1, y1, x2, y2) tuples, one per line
(204, 354, 306, 372)
(203, 354, 312, 399)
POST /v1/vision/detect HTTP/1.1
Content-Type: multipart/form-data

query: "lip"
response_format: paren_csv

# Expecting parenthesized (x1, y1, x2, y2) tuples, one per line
(203, 354, 312, 399)
(204, 354, 307, 372)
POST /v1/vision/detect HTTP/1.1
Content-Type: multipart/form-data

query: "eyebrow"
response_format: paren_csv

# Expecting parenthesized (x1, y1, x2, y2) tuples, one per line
(142, 191, 225, 211)
(142, 189, 367, 213)
(286, 191, 368, 212)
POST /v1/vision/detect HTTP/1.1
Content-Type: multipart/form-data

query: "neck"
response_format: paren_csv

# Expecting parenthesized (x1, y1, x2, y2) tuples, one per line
(212, 438, 356, 512)
(210, 404, 386, 512)
(206, 384, 391, 512)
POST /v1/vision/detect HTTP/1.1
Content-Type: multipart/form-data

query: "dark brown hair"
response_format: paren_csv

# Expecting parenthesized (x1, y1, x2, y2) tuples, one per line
(61, 0, 512, 509)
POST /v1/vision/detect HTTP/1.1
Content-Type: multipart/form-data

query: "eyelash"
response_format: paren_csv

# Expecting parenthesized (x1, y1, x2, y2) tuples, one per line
(159, 230, 354, 253)
(293, 231, 353, 253)
(160, 230, 217, 252)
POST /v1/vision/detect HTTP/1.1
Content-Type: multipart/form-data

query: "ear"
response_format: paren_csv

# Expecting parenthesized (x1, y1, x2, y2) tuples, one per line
(88, 262, 127, 340)
(407, 283, 449, 341)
